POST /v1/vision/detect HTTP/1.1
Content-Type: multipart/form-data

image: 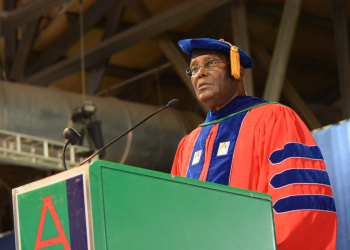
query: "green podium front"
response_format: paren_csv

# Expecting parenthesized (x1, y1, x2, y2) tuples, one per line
(13, 160, 276, 250)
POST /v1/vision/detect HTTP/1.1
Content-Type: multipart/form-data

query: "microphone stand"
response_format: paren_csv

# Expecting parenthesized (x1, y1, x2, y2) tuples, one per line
(75, 99, 179, 167)
(62, 127, 81, 170)
(62, 141, 70, 170)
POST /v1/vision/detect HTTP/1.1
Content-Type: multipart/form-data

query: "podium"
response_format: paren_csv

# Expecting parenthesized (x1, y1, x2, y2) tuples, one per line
(12, 160, 277, 249)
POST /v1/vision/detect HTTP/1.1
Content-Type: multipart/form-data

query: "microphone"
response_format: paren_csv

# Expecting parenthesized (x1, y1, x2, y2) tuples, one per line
(63, 128, 81, 145)
(166, 99, 179, 108)
(76, 99, 180, 167)
(62, 128, 81, 170)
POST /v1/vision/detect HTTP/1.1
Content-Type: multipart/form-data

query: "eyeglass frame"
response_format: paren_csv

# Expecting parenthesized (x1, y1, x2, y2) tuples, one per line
(186, 59, 230, 77)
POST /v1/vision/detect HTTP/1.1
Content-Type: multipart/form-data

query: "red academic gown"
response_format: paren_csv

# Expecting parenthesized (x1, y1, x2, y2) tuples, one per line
(171, 96, 337, 250)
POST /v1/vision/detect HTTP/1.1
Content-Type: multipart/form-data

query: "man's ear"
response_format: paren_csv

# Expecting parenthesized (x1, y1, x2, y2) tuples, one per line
(240, 65, 245, 79)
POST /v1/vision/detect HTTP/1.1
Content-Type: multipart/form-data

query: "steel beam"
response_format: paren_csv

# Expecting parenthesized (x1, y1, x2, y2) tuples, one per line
(0, 0, 70, 35)
(10, 19, 40, 81)
(104, 65, 141, 79)
(26, 0, 113, 75)
(23, 0, 231, 89)
(231, 0, 254, 96)
(332, 0, 350, 118)
(97, 62, 172, 96)
(3, 0, 17, 77)
(86, 1, 126, 95)
(263, 0, 302, 102)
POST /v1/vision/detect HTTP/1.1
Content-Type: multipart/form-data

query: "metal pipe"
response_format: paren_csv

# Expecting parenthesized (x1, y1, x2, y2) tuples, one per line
(96, 62, 172, 96)
(0, 81, 202, 173)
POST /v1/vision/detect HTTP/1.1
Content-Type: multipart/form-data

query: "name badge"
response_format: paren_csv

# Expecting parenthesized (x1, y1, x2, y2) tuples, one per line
(217, 142, 230, 156)
(192, 150, 202, 165)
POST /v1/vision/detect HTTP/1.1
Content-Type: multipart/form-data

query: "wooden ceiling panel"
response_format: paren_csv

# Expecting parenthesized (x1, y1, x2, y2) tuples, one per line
(170, 13, 209, 33)
(33, 0, 98, 51)
(50, 72, 89, 93)
(49, 71, 125, 96)
(301, 0, 350, 22)
(141, 0, 210, 33)
(148, 85, 194, 108)
(142, 0, 187, 15)
(16, 0, 32, 7)
(285, 64, 337, 103)
(99, 75, 126, 95)
(64, 28, 103, 57)
(123, 1, 208, 34)
(33, 13, 73, 51)
(122, 5, 142, 24)
(256, 0, 346, 21)
(248, 12, 337, 63)
(65, 0, 97, 13)
(301, 0, 333, 19)
(123, 0, 188, 24)
(108, 38, 162, 69)
(292, 25, 337, 63)
(247, 13, 279, 50)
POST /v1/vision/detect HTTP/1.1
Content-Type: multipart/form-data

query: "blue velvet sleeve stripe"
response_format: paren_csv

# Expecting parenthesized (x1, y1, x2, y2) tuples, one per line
(270, 169, 331, 189)
(269, 143, 324, 165)
(273, 195, 336, 214)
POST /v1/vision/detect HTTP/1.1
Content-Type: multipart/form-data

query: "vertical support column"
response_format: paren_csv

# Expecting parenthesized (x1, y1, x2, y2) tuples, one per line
(70, 146, 75, 163)
(263, 0, 302, 102)
(332, 0, 350, 118)
(16, 135, 21, 152)
(43, 141, 49, 158)
(231, 0, 254, 96)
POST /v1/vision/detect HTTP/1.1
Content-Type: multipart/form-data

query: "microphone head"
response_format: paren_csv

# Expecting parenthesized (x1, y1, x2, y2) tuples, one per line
(167, 99, 180, 108)
(63, 128, 81, 145)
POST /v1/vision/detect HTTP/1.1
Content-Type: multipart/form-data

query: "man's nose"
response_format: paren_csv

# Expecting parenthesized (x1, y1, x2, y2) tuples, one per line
(197, 66, 207, 78)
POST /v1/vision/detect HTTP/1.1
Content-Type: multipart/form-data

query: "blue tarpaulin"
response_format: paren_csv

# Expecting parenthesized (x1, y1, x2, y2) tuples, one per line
(313, 120, 350, 250)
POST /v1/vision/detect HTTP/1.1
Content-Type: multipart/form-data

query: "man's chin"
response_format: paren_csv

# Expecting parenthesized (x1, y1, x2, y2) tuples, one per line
(198, 95, 215, 110)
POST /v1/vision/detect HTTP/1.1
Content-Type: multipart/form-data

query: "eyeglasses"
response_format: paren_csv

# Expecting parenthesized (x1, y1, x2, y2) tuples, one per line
(186, 59, 230, 77)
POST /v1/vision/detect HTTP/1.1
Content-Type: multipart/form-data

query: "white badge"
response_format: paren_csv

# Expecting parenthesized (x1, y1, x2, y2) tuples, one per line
(192, 150, 202, 165)
(217, 142, 230, 156)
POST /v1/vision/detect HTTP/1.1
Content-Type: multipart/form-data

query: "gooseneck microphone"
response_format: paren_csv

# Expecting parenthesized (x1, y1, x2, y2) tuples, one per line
(62, 128, 81, 170)
(166, 99, 180, 108)
(74, 99, 180, 167)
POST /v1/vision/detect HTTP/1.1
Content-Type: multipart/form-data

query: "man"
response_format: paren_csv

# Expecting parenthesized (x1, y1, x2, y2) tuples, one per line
(171, 38, 337, 250)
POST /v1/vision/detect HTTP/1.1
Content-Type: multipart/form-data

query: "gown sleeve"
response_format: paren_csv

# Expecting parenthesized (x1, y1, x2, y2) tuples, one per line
(255, 104, 337, 250)
(171, 135, 189, 176)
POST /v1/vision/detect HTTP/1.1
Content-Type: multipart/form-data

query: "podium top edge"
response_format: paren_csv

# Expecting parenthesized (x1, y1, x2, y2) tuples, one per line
(90, 160, 272, 202)
(12, 163, 90, 194)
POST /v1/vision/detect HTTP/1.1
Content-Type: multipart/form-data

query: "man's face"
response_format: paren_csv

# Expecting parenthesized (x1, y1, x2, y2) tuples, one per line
(190, 53, 241, 111)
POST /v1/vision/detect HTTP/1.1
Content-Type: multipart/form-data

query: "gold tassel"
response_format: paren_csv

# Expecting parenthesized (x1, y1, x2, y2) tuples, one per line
(219, 39, 240, 79)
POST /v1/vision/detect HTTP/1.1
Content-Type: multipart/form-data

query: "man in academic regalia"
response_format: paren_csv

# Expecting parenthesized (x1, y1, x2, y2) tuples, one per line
(171, 38, 337, 250)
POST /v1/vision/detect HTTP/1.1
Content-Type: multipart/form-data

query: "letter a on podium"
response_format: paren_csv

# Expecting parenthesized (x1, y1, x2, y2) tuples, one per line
(34, 196, 71, 250)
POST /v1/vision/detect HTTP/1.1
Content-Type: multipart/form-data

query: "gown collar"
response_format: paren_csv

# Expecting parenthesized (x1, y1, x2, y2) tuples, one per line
(205, 95, 268, 122)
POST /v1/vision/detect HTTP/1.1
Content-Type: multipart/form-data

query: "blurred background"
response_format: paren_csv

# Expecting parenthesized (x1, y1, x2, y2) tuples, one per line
(0, 0, 349, 245)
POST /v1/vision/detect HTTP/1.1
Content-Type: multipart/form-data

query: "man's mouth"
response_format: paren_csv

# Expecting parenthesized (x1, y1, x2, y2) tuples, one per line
(198, 83, 210, 90)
